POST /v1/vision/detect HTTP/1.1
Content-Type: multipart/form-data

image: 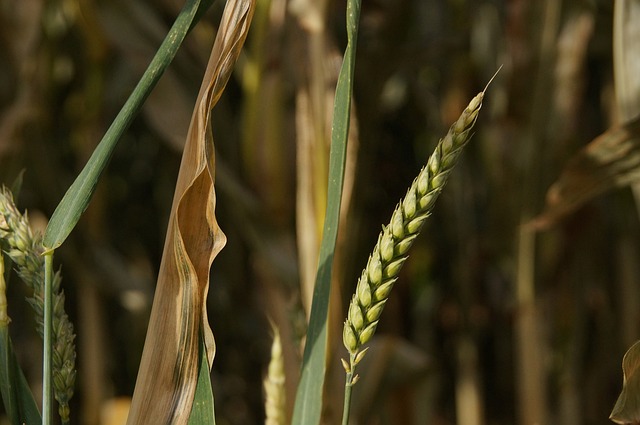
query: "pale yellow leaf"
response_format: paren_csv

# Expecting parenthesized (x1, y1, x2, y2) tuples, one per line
(530, 115, 640, 230)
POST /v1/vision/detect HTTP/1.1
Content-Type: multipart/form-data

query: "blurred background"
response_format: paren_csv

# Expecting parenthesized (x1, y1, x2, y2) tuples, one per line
(0, 0, 636, 424)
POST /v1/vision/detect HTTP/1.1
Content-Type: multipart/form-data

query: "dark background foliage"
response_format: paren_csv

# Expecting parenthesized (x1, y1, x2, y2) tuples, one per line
(0, 0, 634, 424)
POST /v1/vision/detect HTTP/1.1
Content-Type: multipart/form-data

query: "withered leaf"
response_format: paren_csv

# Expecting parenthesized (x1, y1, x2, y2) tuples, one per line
(531, 115, 640, 229)
(611, 340, 640, 424)
(126, 1, 255, 424)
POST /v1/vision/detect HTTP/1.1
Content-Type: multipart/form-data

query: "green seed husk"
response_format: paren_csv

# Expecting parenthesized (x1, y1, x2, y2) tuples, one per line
(0, 187, 76, 423)
(342, 85, 489, 380)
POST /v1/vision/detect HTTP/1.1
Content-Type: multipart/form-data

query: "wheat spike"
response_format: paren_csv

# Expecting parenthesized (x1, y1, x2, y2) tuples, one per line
(342, 80, 493, 381)
(0, 187, 76, 423)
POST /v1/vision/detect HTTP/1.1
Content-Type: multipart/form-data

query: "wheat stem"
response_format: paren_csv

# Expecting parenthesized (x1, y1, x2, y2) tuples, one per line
(43, 252, 53, 425)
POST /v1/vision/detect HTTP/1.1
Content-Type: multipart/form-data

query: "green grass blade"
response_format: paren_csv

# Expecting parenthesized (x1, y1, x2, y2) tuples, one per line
(0, 256, 41, 425)
(291, 0, 362, 423)
(43, 0, 210, 251)
(0, 328, 42, 425)
(188, 335, 216, 425)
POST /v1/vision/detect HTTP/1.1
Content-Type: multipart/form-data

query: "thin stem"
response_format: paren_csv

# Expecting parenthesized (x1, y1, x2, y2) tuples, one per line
(42, 252, 54, 425)
(341, 361, 356, 425)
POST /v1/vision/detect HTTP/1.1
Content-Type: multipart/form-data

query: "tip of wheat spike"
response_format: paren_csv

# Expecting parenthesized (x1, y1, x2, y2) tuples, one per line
(483, 64, 503, 94)
(468, 65, 502, 112)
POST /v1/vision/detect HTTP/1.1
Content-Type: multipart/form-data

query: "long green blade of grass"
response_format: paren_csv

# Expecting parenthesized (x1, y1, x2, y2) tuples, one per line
(291, 0, 362, 423)
(0, 328, 42, 425)
(43, 0, 212, 251)
(187, 335, 216, 425)
(0, 255, 41, 425)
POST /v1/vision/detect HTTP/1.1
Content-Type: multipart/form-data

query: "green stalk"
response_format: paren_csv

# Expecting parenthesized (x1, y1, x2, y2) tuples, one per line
(291, 0, 361, 422)
(341, 355, 355, 425)
(42, 253, 54, 425)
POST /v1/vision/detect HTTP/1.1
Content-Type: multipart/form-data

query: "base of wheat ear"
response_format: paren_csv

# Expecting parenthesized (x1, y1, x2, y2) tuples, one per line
(342, 72, 498, 384)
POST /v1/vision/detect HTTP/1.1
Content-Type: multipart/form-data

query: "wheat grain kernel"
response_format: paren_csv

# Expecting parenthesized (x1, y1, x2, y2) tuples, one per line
(343, 323, 358, 353)
(357, 274, 372, 307)
(403, 189, 417, 218)
(391, 208, 405, 239)
(367, 254, 382, 286)
(365, 300, 387, 322)
(395, 235, 417, 256)
(380, 230, 394, 262)
(373, 279, 396, 301)
(359, 321, 378, 345)
(406, 215, 428, 233)
(349, 301, 365, 330)
(384, 257, 406, 278)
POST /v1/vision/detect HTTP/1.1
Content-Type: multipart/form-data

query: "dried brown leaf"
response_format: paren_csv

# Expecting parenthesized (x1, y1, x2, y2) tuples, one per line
(126, 1, 256, 424)
(530, 115, 640, 230)
(611, 340, 640, 424)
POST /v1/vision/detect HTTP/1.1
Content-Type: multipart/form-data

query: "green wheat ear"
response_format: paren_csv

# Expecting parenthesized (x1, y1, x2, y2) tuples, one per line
(0, 187, 76, 423)
(342, 71, 498, 383)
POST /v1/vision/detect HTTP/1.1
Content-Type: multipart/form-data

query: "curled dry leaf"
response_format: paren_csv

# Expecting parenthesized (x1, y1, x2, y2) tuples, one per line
(126, 1, 256, 424)
(611, 340, 640, 424)
(530, 115, 640, 230)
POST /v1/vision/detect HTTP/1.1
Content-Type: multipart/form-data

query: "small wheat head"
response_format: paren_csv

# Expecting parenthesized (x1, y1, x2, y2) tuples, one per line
(0, 186, 76, 423)
(342, 74, 496, 383)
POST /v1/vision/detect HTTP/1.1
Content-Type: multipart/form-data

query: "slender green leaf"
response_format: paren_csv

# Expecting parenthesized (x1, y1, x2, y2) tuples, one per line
(0, 328, 42, 425)
(188, 335, 216, 425)
(43, 0, 211, 251)
(291, 0, 362, 423)
(0, 255, 41, 425)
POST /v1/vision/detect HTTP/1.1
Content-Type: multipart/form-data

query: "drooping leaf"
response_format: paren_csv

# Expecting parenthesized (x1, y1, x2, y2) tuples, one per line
(611, 340, 640, 424)
(531, 115, 640, 229)
(126, 1, 255, 424)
